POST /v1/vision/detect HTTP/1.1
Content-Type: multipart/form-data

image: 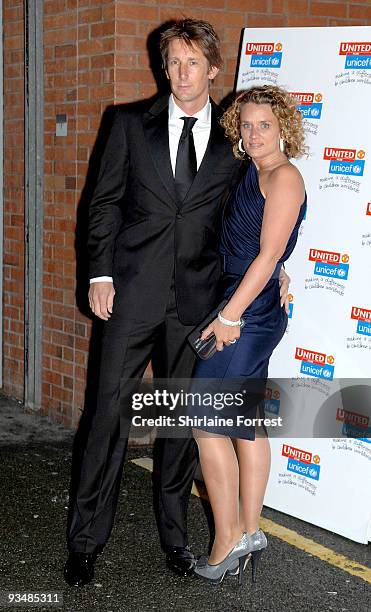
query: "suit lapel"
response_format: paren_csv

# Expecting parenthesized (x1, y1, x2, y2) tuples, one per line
(142, 96, 177, 205)
(184, 101, 227, 202)
(142, 97, 230, 207)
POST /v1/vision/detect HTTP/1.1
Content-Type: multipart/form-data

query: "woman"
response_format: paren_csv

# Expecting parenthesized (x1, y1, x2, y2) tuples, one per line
(190, 85, 307, 585)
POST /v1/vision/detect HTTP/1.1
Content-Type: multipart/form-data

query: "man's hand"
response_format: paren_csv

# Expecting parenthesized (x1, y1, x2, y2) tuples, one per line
(88, 282, 115, 320)
(279, 268, 291, 314)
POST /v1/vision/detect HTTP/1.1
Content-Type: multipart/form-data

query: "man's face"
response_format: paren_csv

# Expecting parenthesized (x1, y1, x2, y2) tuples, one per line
(166, 38, 219, 112)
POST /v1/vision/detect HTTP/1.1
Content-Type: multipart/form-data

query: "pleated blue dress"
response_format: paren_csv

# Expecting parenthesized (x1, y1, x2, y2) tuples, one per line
(188, 162, 307, 439)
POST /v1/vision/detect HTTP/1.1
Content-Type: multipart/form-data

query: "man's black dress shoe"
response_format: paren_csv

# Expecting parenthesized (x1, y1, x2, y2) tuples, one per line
(165, 546, 196, 576)
(64, 552, 96, 587)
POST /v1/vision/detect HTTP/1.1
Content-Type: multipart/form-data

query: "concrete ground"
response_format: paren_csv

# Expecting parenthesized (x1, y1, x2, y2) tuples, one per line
(0, 395, 369, 612)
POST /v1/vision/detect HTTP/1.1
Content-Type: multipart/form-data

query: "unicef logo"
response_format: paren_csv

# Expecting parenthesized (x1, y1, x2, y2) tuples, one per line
(323, 368, 332, 379)
(271, 58, 279, 66)
(337, 268, 346, 278)
(311, 108, 320, 117)
(353, 165, 362, 174)
(309, 468, 318, 478)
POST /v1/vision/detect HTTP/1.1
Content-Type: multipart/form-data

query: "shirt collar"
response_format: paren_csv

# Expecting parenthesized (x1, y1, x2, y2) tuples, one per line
(169, 94, 211, 124)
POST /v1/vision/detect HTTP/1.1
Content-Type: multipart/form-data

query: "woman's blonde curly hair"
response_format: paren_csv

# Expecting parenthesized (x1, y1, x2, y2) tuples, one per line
(220, 85, 306, 160)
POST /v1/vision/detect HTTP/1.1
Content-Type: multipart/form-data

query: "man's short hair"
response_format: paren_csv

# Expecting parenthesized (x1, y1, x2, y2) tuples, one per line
(160, 18, 223, 70)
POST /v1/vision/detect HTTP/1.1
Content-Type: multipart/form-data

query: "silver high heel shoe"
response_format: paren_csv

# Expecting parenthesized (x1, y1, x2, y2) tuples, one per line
(194, 533, 250, 585)
(227, 529, 267, 582)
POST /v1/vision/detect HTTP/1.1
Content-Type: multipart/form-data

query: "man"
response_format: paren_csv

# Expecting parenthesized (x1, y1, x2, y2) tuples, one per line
(64, 18, 289, 587)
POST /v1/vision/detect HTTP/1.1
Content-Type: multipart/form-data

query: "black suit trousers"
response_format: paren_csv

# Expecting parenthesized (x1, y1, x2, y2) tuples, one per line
(67, 284, 198, 553)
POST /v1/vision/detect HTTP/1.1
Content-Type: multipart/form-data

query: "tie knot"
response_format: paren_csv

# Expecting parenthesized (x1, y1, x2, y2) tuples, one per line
(181, 116, 197, 134)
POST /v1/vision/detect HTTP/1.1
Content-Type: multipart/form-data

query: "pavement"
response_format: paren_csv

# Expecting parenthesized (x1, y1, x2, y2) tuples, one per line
(0, 394, 370, 612)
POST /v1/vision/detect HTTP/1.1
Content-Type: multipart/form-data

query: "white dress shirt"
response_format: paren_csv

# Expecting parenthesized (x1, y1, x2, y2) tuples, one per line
(168, 94, 211, 174)
(90, 95, 212, 285)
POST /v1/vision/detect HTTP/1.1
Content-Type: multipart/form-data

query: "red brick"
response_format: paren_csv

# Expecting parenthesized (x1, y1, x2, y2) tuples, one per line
(287, 15, 328, 25)
(78, 38, 114, 55)
(44, 13, 77, 30)
(208, 11, 247, 28)
(115, 83, 140, 102)
(55, 44, 77, 58)
(328, 18, 364, 25)
(288, 0, 309, 12)
(116, 20, 137, 35)
(78, 70, 103, 85)
(271, 0, 285, 11)
(102, 5, 115, 21)
(53, 386, 73, 402)
(90, 53, 114, 69)
(247, 14, 287, 27)
(115, 68, 156, 83)
(68, 0, 86, 7)
(227, 0, 268, 9)
(44, 0, 67, 14)
(4, 20, 23, 36)
(190, 0, 226, 6)
(77, 25, 90, 41)
(78, 7, 102, 23)
(116, 53, 139, 68)
(51, 358, 74, 376)
(89, 84, 115, 100)
(224, 27, 243, 43)
(116, 4, 159, 21)
(4, 36, 23, 51)
(311, 2, 347, 18)
(44, 28, 77, 46)
(349, 4, 371, 19)
(89, 0, 112, 6)
(4, 6, 23, 21)
(115, 36, 145, 52)
(90, 21, 115, 38)
(136, 21, 160, 38)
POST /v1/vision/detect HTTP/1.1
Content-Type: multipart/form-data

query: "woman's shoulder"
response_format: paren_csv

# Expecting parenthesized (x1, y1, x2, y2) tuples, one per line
(269, 161, 302, 180)
(262, 162, 305, 206)
(267, 162, 305, 194)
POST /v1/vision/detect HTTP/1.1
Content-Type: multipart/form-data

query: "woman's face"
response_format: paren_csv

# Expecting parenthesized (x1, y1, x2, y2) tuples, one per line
(240, 102, 281, 161)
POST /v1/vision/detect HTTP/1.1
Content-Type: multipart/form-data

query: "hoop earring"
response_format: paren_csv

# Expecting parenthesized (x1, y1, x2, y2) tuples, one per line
(238, 138, 246, 154)
(279, 137, 285, 153)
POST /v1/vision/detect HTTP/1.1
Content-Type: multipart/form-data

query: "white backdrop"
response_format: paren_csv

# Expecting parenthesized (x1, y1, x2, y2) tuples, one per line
(236, 27, 371, 543)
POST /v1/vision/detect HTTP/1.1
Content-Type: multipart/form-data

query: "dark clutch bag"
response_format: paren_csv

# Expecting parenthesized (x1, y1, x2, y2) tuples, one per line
(188, 300, 228, 360)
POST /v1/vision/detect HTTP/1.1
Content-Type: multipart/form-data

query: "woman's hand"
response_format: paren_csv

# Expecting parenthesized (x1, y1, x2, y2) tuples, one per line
(201, 317, 241, 352)
(278, 268, 291, 314)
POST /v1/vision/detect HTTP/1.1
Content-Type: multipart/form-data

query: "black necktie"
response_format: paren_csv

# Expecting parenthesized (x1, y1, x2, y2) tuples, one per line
(174, 116, 198, 201)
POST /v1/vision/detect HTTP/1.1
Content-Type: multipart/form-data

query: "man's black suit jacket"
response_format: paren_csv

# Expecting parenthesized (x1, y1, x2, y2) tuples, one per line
(87, 95, 242, 326)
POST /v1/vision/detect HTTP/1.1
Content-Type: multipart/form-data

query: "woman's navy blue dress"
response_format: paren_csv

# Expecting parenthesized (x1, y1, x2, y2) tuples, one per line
(188, 162, 306, 439)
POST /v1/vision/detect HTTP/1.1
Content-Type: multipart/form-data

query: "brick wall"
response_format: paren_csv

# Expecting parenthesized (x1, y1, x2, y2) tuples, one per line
(42, 0, 116, 426)
(2, 0, 370, 426)
(3, 0, 25, 398)
(114, 1, 370, 104)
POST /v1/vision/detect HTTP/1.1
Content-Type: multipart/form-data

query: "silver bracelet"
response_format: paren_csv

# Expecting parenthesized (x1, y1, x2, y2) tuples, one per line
(217, 311, 242, 327)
